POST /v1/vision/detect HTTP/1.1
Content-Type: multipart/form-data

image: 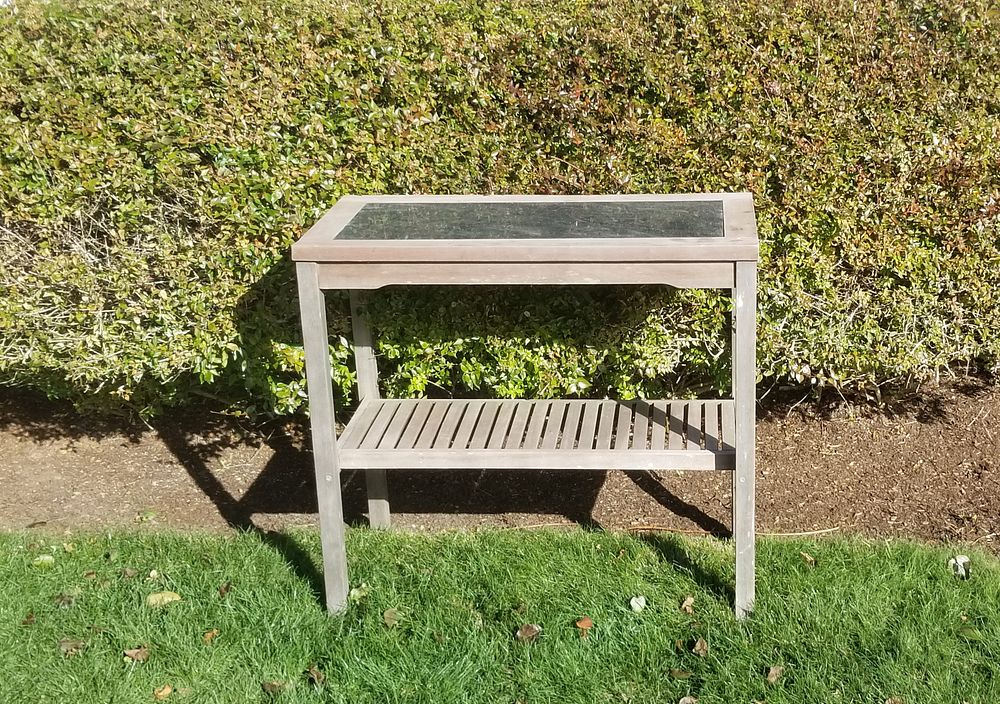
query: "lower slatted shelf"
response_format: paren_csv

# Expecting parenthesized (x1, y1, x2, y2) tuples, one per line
(338, 399, 736, 471)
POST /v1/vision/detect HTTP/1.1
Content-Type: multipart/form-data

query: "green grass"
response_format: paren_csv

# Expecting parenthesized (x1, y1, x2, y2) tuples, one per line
(2, 529, 998, 703)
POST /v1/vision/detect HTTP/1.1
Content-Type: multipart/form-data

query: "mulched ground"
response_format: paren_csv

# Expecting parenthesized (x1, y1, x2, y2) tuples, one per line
(1, 379, 997, 548)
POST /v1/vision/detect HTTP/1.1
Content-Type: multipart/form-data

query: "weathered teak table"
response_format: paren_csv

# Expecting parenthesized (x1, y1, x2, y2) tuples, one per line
(292, 194, 759, 617)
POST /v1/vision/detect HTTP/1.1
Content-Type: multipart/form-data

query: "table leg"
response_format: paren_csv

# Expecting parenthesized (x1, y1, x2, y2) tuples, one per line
(350, 290, 390, 529)
(298, 263, 349, 613)
(733, 261, 757, 618)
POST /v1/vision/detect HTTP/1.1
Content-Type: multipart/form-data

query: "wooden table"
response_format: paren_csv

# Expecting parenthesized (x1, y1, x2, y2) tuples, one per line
(292, 194, 759, 617)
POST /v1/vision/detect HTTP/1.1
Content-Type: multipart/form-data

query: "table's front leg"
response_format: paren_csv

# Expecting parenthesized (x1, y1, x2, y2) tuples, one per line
(733, 261, 757, 618)
(297, 262, 349, 613)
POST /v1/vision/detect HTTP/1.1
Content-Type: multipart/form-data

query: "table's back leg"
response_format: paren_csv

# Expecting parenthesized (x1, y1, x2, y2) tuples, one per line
(350, 290, 391, 529)
(733, 261, 757, 618)
(298, 263, 349, 613)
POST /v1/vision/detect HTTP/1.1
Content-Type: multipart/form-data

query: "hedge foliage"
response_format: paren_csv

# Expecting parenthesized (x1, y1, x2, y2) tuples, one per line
(1, 0, 998, 416)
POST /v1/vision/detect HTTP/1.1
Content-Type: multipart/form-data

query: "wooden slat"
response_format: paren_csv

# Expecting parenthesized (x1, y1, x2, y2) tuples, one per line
(377, 401, 416, 449)
(486, 402, 517, 450)
(650, 401, 668, 450)
(451, 401, 484, 450)
(577, 402, 600, 450)
(632, 401, 651, 451)
(522, 401, 550, 450)
(704, 401, 720, 452)
(415, 401, 450, 449)
(560, 401, 584, 450)
(722, 400, 736, 451)
(615, 401, 634, 450)
(395, 400, 434, 450)
(668, 402, 685, 450)
(541, 401, 567, 449)
(505, 401, 533, 449)
(341, 448, 735, 471)
(359, 400, 401, 450)
(338, 399, 381, 448)
(432, 401, 468, 449)
(686, 402, 703, 451)
(469, 401, 501, 449)
(595, 401, 617, 450)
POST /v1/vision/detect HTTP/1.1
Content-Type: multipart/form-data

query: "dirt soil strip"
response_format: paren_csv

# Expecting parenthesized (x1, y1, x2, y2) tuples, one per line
(1, 381, 997, 547)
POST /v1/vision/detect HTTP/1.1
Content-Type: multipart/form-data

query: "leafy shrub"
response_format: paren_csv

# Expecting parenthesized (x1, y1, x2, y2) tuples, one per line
(1, 0, 998, 415)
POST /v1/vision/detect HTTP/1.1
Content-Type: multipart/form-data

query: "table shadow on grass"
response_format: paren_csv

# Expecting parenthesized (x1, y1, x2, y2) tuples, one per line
(637, 531, 735, 605)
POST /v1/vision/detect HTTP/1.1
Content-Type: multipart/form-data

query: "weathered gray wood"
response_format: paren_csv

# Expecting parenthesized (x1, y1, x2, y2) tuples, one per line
(487, 402, 516, 450)
(650, 401, 668, 451)
(452, 401, 484, 450)
(470, 401, 501, 449)
(381, 401, 416, 449)
(733, 261, 757, 618)
(668, 402, 685, 450)
(337, 399, 380, 449)
(686, 402, 703, 451)
(358, 400, 401, 450)
(296, 262, 349, 613)
(505, 401, 532, 449)
(415, 401, 450, 449)
(395, 401, 434, 450)
(632, 401, 651, 451)
(540, 401, 567, 449)
(577, 402, 600, 450)
(434, 401, 468, 449)
(340, 448, 735, 471)
(595, 401, 617, 450)
(560, 401, 584, 450)
(722, 399, 736, 451)
(522, 401, 550, 450)
(615, 401, 634, 450)
(704, 401, 720, 452)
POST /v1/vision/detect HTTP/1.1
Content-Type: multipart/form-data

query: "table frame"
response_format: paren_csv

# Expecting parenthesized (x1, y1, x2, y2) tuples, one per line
(293, 193, 758, 618)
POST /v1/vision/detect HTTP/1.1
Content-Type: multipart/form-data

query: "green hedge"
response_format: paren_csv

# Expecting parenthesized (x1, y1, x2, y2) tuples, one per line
(1, 0, 998, 415)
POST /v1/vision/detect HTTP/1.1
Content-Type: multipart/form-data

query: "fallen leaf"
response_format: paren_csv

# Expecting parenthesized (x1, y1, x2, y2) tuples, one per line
(63, 542, 76, 553)
(123, 646, 149, 662)
(306, 663, 325, 685)
(58, 638, 86, 658)
(27, 520, 47, 528)
(669, 669, 692, 679)
(21, 612, 36, 626)
(675, 639, 686, 652)
(516, 624, 542, 642)
(153, 684, 173, 700)
(83, 570, 97, 579)
(262, 681, 285, 694)
(382, 608, 402, 628)
(885, 698, 904, 704)
(680, 595, 695, 615)
(766, 665, 785, 684)
(630, 595, 647, 612)
(202, 629, 220, 644)
(575, 616, 593, 637)
(121, 567, 138, 579)
(135, 510, 157, 524)
(948, 555, 971, 580)
(800, 551, 816, 568)
(218, 580, 232, 599)
(146, 591, 182, 608)
(53, 593, 76, 609)
(146, 570, 160, 581)
(679, 696, 699, 704)
(692, 637, 709, 657)
(347, 583, 368, 604)
(33, 554, 55, 568)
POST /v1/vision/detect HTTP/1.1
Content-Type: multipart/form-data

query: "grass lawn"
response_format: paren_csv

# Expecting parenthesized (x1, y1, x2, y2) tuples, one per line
(2, 528, 998, 704)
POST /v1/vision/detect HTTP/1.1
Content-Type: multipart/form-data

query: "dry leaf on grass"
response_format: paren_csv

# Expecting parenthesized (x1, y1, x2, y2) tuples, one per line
(680, 595, 695, 614)
(83, 570, 97, 580)
(679, 696, 699, 704)
(885, 698, 904, 704)
(800, 551, 816, 567)
(146, 591, 181, 608)
(382, 608, 402, 628)
(306, 664, 325, 685)
(123, 646, 149, 662)
(58, 638, 86, 658)
(218, 581, 233, 599)
(53, 593, 76, 609)
(692, 637, 709, 657)
(202, 629, 220, 645)
(575, 616, 593, 638)
(629, 595, 647, 612)
(766, 665, 784, 684)
(516, 624, 542, 642)
(669, 669, 692, 679)
(21, 612, 35, 626)
(348, 583, 370, 604)
(262, 681, 285, 694)
(121, 567, 138, 579)
(153, 684, 173, 700)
